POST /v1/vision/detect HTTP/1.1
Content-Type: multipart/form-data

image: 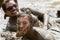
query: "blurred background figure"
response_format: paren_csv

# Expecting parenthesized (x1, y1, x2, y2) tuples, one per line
(0, 0, 19, 40)
(2, 0, 19, 32)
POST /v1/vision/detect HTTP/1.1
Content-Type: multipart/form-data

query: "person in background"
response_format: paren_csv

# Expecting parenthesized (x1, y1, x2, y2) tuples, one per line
(2, 0, 19, 32)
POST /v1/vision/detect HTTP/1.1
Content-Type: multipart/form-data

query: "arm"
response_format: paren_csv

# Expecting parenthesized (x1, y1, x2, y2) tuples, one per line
(20, 8, 44, 22)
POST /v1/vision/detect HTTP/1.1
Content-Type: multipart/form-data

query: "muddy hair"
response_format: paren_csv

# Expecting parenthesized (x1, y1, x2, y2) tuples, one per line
(17, 12, 34, 27)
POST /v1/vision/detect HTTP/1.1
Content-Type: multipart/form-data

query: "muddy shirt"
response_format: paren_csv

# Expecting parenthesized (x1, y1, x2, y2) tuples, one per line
(6, 16, 17, 32)
(22, 30, 45, 40)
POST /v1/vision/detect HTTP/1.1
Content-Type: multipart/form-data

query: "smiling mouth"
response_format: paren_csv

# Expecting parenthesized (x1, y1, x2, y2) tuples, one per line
(11, 11, 18, 15)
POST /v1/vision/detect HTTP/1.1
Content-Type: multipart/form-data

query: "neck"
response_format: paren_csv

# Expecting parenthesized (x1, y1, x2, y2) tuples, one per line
(9, 16, 17, 24)
(10, 16, 17, 18)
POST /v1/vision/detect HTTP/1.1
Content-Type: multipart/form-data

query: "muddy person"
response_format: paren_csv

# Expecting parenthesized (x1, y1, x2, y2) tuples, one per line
(2, 0, 19, 32)
(16, 13, 45, 40)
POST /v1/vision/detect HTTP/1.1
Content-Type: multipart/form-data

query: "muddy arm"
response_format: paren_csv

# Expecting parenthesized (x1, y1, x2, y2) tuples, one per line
(20, 8, 44, 22)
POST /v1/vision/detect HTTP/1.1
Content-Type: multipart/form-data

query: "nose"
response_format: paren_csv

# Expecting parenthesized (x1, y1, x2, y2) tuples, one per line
(20, 23, 23, 28)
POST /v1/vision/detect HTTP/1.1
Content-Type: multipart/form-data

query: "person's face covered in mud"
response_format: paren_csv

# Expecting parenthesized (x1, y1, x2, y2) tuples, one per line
(2, 0, 19, 17)
(17, 14, 32, 36)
